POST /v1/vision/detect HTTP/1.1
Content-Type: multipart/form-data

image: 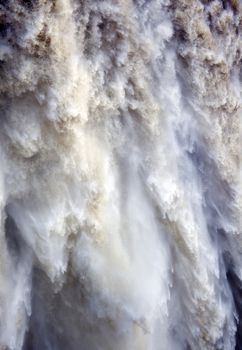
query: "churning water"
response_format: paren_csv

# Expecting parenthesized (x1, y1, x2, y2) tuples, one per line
(0, 0, 242, 349)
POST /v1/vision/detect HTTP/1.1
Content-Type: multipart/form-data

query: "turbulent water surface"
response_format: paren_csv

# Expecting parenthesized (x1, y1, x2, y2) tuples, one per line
(0, 0, 242, 349)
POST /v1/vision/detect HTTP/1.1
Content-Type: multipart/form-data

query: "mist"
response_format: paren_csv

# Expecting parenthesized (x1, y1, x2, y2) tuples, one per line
(0, 0, 242, 349)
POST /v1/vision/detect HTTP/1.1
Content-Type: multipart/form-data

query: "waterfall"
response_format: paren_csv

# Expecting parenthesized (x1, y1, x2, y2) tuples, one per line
(0, 0, 242, 349)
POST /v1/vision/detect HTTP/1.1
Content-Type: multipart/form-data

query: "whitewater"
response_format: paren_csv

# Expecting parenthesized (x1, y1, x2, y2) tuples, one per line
(0, 0, 242, 349)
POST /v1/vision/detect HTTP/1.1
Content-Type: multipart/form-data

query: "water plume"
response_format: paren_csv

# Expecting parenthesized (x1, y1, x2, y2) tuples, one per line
(0, 0, 242, 349)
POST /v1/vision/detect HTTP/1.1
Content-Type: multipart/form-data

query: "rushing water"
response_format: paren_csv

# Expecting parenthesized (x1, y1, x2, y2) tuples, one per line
(0, 0, 242, 349)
